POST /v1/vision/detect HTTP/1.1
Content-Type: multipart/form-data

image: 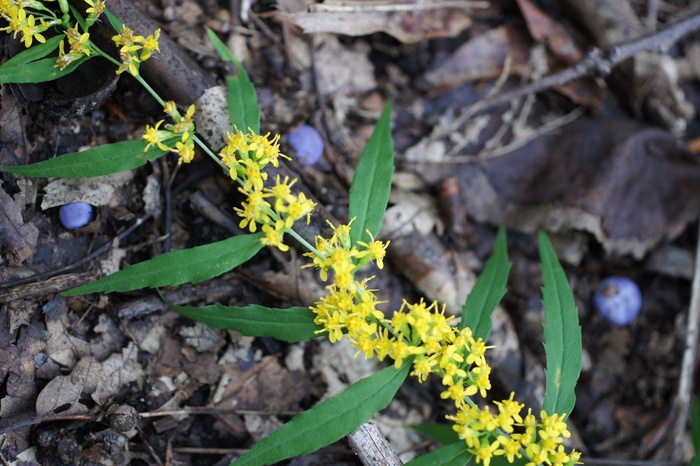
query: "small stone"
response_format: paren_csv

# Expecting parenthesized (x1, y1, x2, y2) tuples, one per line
(59, 202, 93, 230)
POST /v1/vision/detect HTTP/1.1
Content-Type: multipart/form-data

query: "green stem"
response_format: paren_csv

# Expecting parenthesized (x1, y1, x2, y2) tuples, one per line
(192, 134, 229, 172)
(57, 0, 70, 23)
(133, 74, 165, 107)
(287, 228, 322, 257)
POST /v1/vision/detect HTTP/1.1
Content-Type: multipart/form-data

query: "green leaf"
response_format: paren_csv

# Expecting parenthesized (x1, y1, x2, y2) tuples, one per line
(207, 29, 261, 133)
(490, 455, 529, 466)
(1, 139, 173, 178)
(459, 227, 510, 342)
(691, 399, 700, 466)
(408, 423, 460, 446)
(167, 303, 321, 343)
(104, 8, 125, 32)
(538, 231, 582, 418)
(0, 54, 88, 84)
(0, 35, 63, 68)
(404, 441, 472, 466)
(63, 233, 264, 295)
(234, 359, 411, 465)
(348, 100, 394, 247)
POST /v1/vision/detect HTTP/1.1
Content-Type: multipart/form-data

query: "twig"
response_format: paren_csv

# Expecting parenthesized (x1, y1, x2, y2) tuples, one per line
(0, 414, 94, 436)
(670, 220, 700, 460)
(470, 12, 700, 114)
(347, 422, 402, 466)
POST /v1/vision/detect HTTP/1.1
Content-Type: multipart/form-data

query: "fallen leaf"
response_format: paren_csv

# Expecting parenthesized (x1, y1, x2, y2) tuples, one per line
(279, 2, 473, 44)
(0, 185, 38, 265)
(35, 357, 98, 416)
(516, 0, 582, 64)
(381, 190, 444, 238)
(452, 117, 700, 257)
(0, 318, 44, 420)
(215, 355, 312, 410)
(91, 343, 145, 405)
(314, 35, 376, 97)
(180, 322, 226, 352)
(41, 171, 133, 210)
(419, 25, 531, 91)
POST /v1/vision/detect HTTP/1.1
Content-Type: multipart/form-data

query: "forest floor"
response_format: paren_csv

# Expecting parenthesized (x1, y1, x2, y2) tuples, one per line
(2, 0, 700, 464)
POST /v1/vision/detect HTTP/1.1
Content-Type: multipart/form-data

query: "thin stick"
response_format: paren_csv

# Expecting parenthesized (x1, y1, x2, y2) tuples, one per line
(347, 422, 402, 466)
(670, 220, 700, 459)
(470, 12, 700, 115)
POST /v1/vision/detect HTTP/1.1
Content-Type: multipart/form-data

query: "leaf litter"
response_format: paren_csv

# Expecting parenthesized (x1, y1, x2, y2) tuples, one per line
(1, 0, 700, 463)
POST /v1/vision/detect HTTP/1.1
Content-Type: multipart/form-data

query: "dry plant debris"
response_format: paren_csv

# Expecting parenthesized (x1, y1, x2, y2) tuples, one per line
(2, 0, 700, 464)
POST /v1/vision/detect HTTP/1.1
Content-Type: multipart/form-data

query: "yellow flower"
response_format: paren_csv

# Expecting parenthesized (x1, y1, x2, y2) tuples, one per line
(84, 0, 105, 20)
(261, 221, 289, 252)
(143, 120, 174, 151)
(19, 13, 47, 47)
(140, 28, 160, 60)
(471, 439, 500, 466)
(175, 141, 194, 164)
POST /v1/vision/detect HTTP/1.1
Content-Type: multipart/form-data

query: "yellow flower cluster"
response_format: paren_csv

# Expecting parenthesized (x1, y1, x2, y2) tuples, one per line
(56, 0, 125, 72)
(303, 220, 580, 466)
(0, 0, 160, 74)
(0, 0, 55, 48)
(56, 24, 91, 70)
(111, 25, 160, 76)
(143, 101, 196, 165)
(218, 128, 315, 251)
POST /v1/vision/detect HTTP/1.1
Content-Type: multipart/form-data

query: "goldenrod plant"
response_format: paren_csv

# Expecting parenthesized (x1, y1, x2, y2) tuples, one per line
(1, 9, 583, 465)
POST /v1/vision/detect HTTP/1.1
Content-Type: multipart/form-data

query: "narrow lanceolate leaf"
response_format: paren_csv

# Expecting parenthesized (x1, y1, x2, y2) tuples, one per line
(459, 227, 510, 342)
(490, 455, 529, 466)
(348, 101, 394, 247)
(104, 8, 125, 32)
(167, 303, 321, 343)
(404, 441, 472, 466)
(691, 399, 700, 464)
(207, 29, 261, 133)
(234, 359, 411, 466)
(1, 139, 172, 178)
(0, 54, 88, 84)
(538, 231, 582, 418)
(0, 35, 63, 68)
(63, 233, 264, 295)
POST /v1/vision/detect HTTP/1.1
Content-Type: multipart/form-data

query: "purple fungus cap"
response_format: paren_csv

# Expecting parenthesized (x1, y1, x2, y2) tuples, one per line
(59, 202, 93, 230)
(288, 124, 324, 167)
(593, 276, 642, 326)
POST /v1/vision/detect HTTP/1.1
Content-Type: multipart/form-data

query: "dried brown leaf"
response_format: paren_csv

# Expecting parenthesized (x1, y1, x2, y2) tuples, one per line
(453, 117, 700, 257)
(516, 0, 582, 64)
(419, 25, 531, 90)
(0, 185, 38, 265)
(279, 6, 471, 44)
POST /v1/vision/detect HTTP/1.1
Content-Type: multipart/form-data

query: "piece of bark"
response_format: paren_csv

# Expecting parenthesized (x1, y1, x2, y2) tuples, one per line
(347, 422, 402, 466)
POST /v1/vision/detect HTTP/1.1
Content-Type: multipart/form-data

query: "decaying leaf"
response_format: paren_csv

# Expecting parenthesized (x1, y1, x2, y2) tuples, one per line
(516, 0, 582, 65)
(279, 0, 475, 44)
(313, 35, 376, 97)
(419, 25, 531, 90)
(448, 117, 700, 258)
(0, 184, 38, 265)
(41, 171, 133, 210)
